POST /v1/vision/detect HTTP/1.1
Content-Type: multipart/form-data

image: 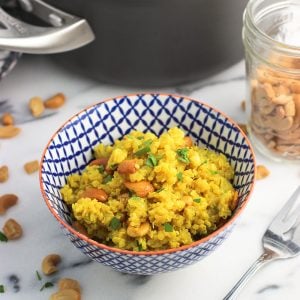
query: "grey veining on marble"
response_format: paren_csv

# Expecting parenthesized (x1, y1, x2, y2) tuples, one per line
(1, 56, 300, 300)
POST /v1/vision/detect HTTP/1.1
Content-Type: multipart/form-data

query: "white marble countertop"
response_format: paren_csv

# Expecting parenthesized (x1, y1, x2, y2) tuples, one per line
(1, 56, 300, 300)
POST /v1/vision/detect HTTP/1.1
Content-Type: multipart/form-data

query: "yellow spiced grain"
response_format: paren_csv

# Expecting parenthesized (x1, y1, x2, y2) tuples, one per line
(61, 127, 237, 251)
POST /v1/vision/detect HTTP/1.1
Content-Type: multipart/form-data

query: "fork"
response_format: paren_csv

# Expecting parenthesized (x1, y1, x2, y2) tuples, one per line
(224, 186, 300, 300)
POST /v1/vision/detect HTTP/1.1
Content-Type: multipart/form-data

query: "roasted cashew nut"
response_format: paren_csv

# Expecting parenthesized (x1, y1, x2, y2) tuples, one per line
(58, 278, 81, 293)
(0, 166, 9, 183)
(117, 159, 138, 174)
(3, 218, 22, 240)
(124, 181, 154, 197)
(42, 254, 61, 275)
(127, 222, 150, 238)
(50, 289, 81, 300)
(0, 194, 18, 215)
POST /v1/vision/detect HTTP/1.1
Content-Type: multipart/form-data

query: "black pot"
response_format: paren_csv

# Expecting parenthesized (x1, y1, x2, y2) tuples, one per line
(1, 0, 248, 87)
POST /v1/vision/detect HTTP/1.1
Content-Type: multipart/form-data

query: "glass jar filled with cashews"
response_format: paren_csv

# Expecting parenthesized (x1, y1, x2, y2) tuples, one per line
(243, 0, 300, 161)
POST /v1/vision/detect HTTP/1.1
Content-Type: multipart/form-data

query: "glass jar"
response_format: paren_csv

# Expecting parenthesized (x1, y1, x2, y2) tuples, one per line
(243, 0, 300, 161)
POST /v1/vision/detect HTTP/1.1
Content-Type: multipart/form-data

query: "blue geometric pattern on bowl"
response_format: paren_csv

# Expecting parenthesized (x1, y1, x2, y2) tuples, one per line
(0, 51, 20, 80)
(40, 93, 256, 275)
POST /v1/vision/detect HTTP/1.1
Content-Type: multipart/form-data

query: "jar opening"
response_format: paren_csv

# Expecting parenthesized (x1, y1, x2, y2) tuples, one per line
(246, 0, 300, 52)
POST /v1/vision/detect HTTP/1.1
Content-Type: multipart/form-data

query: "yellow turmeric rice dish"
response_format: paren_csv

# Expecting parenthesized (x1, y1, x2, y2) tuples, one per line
(61, 127, 238, 251)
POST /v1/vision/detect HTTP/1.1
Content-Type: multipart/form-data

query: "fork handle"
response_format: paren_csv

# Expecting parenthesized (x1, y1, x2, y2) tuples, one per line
(223, 250, 277, 300)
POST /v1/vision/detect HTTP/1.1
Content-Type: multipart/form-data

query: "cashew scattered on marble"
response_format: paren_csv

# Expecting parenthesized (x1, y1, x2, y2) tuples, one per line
(24, 160, 39, 174)
(0, 166, 9, 183)
(256, 165, 270, 180)
(0, 194, 18, 215)
(42, 254, 61, 275)
(29, 97, 45, 117)
(2, 218, 23, 240)
(1, 113, 14, 126)
(50, 289, 81, 300)
(44, 93, 66, 109)
(0, 126, 21, 138)
(58, 278, 81, 293)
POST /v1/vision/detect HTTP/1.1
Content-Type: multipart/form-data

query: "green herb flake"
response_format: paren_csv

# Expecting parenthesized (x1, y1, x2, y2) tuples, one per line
(110, 217, 121, 230)
(136, 241, 143, 251)
(128, 190, 134, 197)
(103, 174, 113, 184)
(134, 146, 151, 157)
(143, 139, 153, 147)
(193, 198, 201, 203)
(126, 134, 134, 139)
(156, 188, 164, 193)
(98, 165, 105, 173)
(36, 270, 42, 281)
(109, 164, 118, 170)
(0, 231, 8, 242)
(200, 160, 208, 166)
(0, 285, 4, 293)
(145, 153, 158, 167)
(135, 139, 153, 157)
(176, 172, 183, 181)
(131, 196, 141, 201)
(137, 136, 144, 140)
(164, 223, 173, 232)
(176, 148, 190, 163)
(210, 170, 219, 175)
(40, 282, 54, 292)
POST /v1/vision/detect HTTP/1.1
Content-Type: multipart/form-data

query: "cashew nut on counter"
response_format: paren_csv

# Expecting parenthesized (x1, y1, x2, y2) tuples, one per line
(41, 254, 61, 275)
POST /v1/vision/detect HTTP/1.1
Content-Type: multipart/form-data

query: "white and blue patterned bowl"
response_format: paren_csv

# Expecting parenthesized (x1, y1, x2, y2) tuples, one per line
(40, 93, 256, 275)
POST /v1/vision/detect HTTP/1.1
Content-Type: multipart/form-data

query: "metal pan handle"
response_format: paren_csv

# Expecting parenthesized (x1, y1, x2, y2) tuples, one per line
(0, 0, 95, 54)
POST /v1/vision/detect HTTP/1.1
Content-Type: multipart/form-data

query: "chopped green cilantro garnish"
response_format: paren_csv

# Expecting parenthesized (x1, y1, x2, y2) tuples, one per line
(131, 196, 141, 200)
(164, 223, 173, 232)
(176, 148, 190, 163)
(136, 241, 143, 251)
(36, 270, 42, 281)
(103, 174, 113, 184)
(0, 285, 4, 293)
(200, 160, 208, 166)
(109, 164, 118, 170)
(137, 136, 144, 140)
(156, 188, 164, 193)
(210, 170, 218, 175)
(135, 146, 151, 157)
(0, 231, 8, 242)
(135, 139, 153, 157)
(110, 217, 121, 230)
(143, 139, 153, 147)
(146, 153, 158, 167)
(176, 172, 183, 181)
(40, 282, 53, 291)
(193, 198, 201, 203)
(98, 165, 105, 173)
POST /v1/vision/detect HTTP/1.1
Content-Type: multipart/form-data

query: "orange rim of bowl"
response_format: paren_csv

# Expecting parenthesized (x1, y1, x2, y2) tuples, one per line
(39, 93, 257, 256)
